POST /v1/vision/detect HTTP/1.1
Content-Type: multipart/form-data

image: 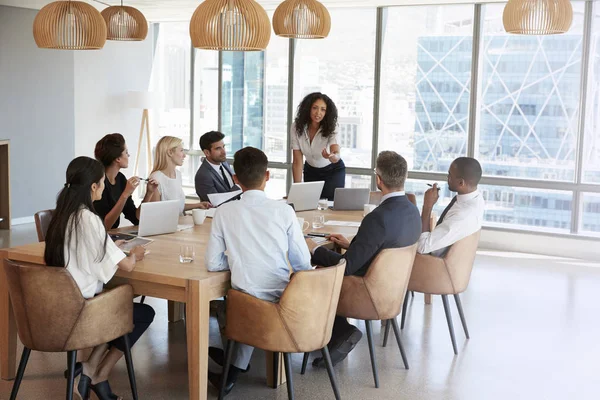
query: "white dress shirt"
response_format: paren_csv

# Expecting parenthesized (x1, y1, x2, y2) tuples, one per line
(149, 170, 186, 215)
(417, 190, 485, 257)
(207, 160, 235, 189)
(205, 190, 312, 302)
(65, 208, 126, 299)
(381, 191, 405, 203)
(290, 123, 338, 169)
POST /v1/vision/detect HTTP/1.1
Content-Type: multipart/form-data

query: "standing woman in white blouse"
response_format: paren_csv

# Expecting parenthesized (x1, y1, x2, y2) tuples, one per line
(291, 92, 345, 200)
(148, 136, 212, 214)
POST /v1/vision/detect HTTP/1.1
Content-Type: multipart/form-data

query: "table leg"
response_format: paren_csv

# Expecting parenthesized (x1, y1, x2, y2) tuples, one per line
(265, 351, 287, 388)
(425, 294, 432, 304)
(186, 280, 210, 400)
(168, 300, 185, 322)
(1, 257, 17, 380)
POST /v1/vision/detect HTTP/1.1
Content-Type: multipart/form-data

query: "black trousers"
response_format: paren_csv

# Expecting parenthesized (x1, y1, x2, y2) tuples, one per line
(303, 159, 346, 201)
(329, 316, 354, 346)
(109, 303, 155, 352)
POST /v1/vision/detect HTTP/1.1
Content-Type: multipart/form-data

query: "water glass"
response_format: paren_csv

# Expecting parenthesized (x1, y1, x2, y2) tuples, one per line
(312, 214, 325, 229)
(317, 198, 328, 211)
(180, 244, 195, 263)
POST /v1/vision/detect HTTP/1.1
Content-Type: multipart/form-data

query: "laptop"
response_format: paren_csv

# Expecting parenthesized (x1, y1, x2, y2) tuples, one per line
(136, 200, 180, 237)
(287, 181, 325, 212)
(332, 188, 370, 211)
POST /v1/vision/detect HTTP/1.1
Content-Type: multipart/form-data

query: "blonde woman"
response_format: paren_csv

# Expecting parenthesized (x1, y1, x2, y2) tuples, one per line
(149, 136, 211, 214)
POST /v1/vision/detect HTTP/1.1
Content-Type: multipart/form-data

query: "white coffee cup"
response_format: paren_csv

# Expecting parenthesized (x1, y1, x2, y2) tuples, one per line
(297, 217, 310, 232)
(192, 209, 207, 225)
(363, 204, 377, 217)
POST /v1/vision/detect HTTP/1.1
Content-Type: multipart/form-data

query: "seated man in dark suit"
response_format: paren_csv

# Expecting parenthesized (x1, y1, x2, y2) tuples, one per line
(307, 151, 421, 366)
(195, 131, 240, 202)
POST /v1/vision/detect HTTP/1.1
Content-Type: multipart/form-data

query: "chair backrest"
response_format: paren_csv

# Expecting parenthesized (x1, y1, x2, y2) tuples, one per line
(369, 191, 382, 205)
(225, 261, 346, 353)
(337, 245, 418, 321)
(34, 209, 54, 242)
(443, 230, 481, 293)
(3, 259, 87, 351)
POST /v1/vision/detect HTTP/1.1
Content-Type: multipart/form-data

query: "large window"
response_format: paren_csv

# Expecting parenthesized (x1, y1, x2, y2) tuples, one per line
(379, 5, 474, 172)
(479, 3, 585, 182)
(581, 193, 600, 235)
(583, 8, 600, 183)
(293, 8, 377, 168)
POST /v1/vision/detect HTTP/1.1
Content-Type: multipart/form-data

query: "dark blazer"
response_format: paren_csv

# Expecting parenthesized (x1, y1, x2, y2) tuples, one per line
(194, 159, 239, 202)
(312, 195, 421, 276)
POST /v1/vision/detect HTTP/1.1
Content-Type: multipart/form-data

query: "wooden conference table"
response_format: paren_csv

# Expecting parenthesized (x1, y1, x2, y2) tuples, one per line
(0, 208, 362, 400)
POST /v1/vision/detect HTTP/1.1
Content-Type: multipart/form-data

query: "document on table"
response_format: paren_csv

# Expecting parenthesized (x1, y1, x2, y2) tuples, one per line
(207, 190, 242, 207)
(305, 236, 328, 244)
(324, 220, 361, 228)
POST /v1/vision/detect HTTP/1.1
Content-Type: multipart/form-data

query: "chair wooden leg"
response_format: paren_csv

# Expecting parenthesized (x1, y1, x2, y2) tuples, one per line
(365, 320, 379, 388)
(453, 294, 470, 339)
(283, 353, 294, 400)
(401, 290, 409, 330)
(321, 347, 341, 400)
(122, 335, 138, 400)
(382, 319, 391, 347)
(441, 295, 458, 355)
(301, 352, 309, 375)
(66, 350, 77, 400)
(219, 340, 235, 400)
(390, 318, 409, 369)
(9, 347, 31, 400)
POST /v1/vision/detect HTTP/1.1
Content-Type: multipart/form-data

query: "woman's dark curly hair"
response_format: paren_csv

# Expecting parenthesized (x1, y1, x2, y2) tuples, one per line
(294, 92, 338, 138)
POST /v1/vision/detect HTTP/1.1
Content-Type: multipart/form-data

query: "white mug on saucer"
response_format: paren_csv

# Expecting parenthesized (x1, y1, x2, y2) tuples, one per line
(297, 217, 310, 232)
(192, 209, 207, 225)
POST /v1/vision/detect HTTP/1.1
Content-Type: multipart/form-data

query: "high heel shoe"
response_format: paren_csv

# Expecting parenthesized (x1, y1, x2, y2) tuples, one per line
(90, 380, 123, 400)
(73, 374, 92, 400)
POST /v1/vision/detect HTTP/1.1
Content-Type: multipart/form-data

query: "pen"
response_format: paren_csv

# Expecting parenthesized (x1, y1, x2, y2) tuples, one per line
(427, 184, 441, 190)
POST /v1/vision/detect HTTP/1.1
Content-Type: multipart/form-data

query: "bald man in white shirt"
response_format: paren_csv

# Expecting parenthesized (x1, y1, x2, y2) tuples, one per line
(418, 157, 485, 257)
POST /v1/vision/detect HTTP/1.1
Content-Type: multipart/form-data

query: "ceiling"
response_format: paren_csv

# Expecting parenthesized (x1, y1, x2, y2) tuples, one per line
(0, 0, 488, 21)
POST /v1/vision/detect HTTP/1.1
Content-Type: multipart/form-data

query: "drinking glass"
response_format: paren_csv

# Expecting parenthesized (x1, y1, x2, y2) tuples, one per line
(180, 245, 195, 263)
(312, 214, 325, 229)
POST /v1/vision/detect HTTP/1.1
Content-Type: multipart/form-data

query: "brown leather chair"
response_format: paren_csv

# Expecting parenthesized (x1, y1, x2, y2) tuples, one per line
(306, 245, 417, 389)
(220, 261, 346, 400)
(400, 230, 481, 354)
(2, 260, 139, 400)
(34, 209, 54, 242)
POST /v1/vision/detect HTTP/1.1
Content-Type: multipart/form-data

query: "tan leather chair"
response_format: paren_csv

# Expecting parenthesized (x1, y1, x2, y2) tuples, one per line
(34, 209, 54, 242)
(401, 230, 481, 355)
(306, 245, 417, 389)
(221, 261, 346, 400)
(3, 260, 139, 400)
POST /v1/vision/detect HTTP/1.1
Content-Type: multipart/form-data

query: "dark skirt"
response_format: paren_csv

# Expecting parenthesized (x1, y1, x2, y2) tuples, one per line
(303, 159, 346, 201)
(109, 303, 155, 352)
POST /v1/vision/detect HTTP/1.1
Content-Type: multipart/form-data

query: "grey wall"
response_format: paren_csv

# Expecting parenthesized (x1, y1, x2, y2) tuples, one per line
(0, 5, 75, 219)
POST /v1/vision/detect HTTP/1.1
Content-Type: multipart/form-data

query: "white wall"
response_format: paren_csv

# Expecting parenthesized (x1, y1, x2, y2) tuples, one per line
(0, 5, 75, 220)
(74, 28, 155, 178)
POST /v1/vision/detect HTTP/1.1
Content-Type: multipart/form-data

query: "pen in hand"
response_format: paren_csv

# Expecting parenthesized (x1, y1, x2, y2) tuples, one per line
(427, 183, 441, 190)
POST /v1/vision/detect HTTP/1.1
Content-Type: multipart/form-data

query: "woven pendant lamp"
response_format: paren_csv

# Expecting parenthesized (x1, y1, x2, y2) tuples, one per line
(503, 0, 573, 35)
(272, 0, 331, 39)
(33, 0, 107, 49)
(101, 1, 148, 41)
(190, 0, 271, 51)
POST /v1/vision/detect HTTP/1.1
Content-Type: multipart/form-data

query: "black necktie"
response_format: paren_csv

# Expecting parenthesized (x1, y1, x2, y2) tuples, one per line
(436, 196, 457, 226)
(220, 165, 231, 190)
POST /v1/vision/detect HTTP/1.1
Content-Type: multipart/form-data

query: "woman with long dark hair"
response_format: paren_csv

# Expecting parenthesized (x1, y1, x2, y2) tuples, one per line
(291, 92, 345, 200)
(44, 156, 155, 400)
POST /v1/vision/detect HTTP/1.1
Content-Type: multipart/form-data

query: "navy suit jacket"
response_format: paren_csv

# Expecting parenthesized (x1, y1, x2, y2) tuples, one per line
(311, 195, 421, 276)
(194, 159, 239, 202)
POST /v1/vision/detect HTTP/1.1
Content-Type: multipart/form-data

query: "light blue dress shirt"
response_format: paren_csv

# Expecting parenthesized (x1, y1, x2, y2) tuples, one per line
(205, 190, 312, 302)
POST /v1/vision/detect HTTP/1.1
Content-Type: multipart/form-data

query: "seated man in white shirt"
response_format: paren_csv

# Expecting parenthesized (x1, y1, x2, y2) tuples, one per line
(205, 146, 312, 396)
(418, 157, 485, 257)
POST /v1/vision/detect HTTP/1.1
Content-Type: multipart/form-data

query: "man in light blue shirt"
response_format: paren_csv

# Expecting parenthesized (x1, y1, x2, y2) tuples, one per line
(205, 146, 312, 395)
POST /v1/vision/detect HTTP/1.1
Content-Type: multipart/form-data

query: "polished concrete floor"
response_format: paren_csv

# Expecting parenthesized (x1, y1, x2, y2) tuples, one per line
(1, 225, 600, 399)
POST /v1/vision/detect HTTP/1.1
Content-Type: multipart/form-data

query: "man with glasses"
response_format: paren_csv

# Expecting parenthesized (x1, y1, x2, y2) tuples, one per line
(418, 157, 485, 257)
(306, 151, 421, 367)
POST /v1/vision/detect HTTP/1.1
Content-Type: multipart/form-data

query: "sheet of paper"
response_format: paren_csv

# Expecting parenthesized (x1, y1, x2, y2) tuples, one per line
(305, 236, 328, 244)
(207, 190, 242, 207)
(324, 220, 361, 228)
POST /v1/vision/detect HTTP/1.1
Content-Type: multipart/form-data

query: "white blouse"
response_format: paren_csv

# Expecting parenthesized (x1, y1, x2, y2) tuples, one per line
(65, 208, 126, 299)
(290, 123, 338, 169)
(149, 170, 186, 215)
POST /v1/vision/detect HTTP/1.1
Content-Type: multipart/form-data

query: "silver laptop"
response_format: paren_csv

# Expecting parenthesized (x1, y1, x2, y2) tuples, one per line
(333, 188, 370, 211)
(137, 200, 180, 237)
(287, 181, 325, 212)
